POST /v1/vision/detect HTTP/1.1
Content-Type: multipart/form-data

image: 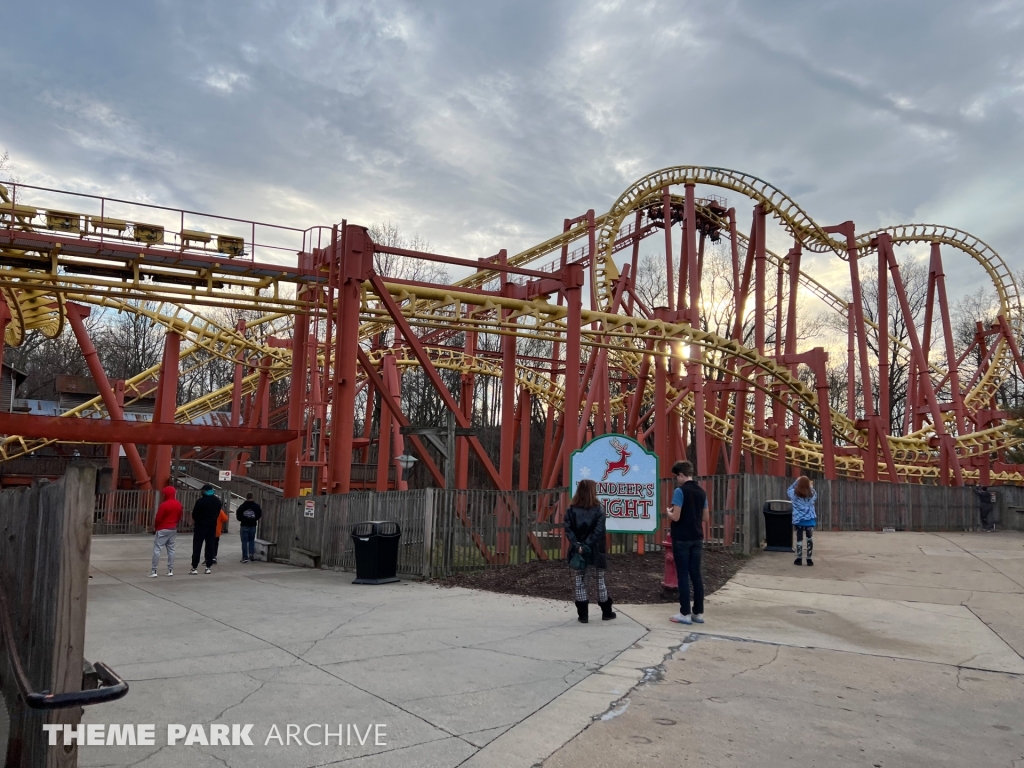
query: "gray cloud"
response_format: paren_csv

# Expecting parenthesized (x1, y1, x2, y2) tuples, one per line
(1, 0, 1022, 301)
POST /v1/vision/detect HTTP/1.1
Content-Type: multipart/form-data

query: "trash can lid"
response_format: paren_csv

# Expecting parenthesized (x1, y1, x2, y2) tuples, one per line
(763, 500, 793, 512)
(351, 520, 401, 536)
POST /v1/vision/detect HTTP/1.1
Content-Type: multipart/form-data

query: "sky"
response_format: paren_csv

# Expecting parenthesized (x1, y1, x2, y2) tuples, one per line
(1, 0, 1023, 305)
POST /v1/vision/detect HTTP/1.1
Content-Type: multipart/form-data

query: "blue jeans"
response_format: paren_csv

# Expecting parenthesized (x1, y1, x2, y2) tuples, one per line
(240, 526, 257, 560)
(673, 539, 704, 616)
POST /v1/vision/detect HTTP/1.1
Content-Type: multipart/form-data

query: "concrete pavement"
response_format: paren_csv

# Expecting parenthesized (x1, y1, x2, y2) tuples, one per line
(544, 531, 1024, 767)
(78, 534, 649, 767)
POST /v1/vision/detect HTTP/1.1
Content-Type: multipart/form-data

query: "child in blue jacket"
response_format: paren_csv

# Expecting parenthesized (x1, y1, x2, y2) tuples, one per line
(787, 476, 817, 566)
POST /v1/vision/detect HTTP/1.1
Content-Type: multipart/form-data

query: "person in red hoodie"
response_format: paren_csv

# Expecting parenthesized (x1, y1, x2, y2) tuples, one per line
(150, 485, 182, 577)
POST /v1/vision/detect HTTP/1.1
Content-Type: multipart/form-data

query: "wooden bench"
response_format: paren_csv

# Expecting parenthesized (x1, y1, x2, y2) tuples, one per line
(289, 547, 322, 569)
(253, 537, 276, 562)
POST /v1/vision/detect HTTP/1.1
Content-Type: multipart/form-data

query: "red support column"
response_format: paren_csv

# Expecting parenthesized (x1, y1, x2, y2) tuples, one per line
(690, 349, 708, 476)
(653, 310, 670, 477)
(880, 235, 962, 485)
(457, 322, 476, 489)
(931, 244, 968, 435)
(375, 392, 392, 492)
(284, 299, 310, 498)
(329, 226, 373, 494)
(877, 243, 890, 431)
(65, 303, 151, 489)
(229, 319, 246, 473)
(847, 312, 856, 422)
(561, 263, 585, 491)
(109, 379, 124, 482)
(684, 183, 699, 326)
(829, 222, 877, 479)
(0, 295, 9, 371)
(383, 353, 408, 492)
(810, 350, 837, 479)
(499, 251, 517, 487)
(518, 386, 531, 490)
(152, 331, 181, 491)
(663, 186, 675, 312)
(753, 205, 767, 436)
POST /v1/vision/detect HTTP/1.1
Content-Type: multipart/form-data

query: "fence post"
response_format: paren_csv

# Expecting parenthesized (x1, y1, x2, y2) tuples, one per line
(422, 488, 434, 580)
(518, 491, 529, 565)
(741, 474, 751, 555)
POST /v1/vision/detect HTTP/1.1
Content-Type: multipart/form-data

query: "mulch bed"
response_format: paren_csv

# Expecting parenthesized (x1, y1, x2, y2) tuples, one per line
(434, 549, 750, 604)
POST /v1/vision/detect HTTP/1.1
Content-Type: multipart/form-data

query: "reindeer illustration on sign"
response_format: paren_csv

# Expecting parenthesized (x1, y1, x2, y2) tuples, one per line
(602, 438, 632, 481)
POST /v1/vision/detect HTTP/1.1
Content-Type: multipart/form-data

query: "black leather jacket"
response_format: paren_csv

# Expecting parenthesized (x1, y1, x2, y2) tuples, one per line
(565, 505, 607, 568)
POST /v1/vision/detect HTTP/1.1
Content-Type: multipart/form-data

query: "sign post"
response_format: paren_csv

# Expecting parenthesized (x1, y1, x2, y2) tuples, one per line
(569, 434, 659, 534)
(217, 470, 233, 530)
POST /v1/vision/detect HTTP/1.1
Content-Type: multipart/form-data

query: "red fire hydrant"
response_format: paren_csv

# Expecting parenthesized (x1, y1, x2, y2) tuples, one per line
(661, 529, 677, 590)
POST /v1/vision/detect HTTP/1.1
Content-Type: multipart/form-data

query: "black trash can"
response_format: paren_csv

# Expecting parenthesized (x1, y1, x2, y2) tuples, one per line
(351, 520, 402, 584)
(762, 500, 793, 551)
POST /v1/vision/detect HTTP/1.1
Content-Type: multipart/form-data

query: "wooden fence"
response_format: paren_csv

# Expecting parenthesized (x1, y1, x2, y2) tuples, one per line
(90, 474, 1024, 580)
(1, 466, 127, 767)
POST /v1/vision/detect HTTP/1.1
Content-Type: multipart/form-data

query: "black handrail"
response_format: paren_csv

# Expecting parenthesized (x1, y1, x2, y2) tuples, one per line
(0, 581, 128, 710)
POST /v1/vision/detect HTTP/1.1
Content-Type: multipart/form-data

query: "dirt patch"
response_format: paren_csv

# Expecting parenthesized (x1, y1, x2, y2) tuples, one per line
(434, 549, 751, 604)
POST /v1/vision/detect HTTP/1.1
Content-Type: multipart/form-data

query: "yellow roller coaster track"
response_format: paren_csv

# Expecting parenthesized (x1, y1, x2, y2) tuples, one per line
(0, 168, 1021, 484)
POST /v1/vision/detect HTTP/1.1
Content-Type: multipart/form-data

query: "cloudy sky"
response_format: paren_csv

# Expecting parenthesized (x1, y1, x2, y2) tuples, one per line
(1, 0, 1022, 302)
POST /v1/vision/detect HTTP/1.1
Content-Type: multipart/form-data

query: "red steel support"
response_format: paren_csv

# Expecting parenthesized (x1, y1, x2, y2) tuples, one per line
(151, 330, 181, 491)
(561, 263, 585, 492)
(683, 184, 698, 325)
(663, 186, 675, 312)
(499, 251, 517, 487)
(356, 348, 445, 487)
(329, 226, 373, 494)
(879, 235, 962, 485)
(518, 386, 531, 490)
(284, 297, 310, 498)
(369, 273, 510, 491)
(0, 296, 9, 371)
(65, 303, 151, 489)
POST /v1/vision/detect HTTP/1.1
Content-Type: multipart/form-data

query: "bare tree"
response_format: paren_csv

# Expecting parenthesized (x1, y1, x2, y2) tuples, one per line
(97, 302, 165, 381)
(368, 222, 449, 284)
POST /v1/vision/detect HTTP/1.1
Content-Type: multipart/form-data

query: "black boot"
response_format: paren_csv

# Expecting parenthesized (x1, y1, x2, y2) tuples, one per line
(599, 599, 616, 621)
(575, 601, 589, 623)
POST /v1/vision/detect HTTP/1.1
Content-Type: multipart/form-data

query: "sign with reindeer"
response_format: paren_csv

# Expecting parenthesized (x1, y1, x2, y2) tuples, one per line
(570, 434, 659, 533)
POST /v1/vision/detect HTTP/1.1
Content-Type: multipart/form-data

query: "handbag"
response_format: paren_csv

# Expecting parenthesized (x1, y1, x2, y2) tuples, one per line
(569, 544, 590, 571)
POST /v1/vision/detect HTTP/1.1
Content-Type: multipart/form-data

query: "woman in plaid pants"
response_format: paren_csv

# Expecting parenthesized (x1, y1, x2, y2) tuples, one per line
(565, 479, 616, 623)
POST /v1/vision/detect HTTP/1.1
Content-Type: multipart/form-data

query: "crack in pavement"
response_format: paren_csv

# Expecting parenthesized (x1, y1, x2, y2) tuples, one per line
(934, 533, 1024, 591)
(962, 604, 1024, 663)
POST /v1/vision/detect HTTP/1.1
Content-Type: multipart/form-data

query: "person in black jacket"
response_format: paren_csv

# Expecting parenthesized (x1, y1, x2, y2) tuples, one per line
(190, 484, 222, 574)
(972, 484, 996, 532)
(565, 479, 615, 624)
(236, 493, 263, 562)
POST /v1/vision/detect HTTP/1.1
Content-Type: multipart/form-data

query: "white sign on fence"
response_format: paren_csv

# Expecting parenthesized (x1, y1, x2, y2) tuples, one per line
(569, 434, 659, 534)
(304, 499, 316, 518)
(218, 470, 232, 482)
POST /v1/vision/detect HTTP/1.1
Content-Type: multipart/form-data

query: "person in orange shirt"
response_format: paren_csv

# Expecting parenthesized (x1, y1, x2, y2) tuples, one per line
(210, 505, 230, 565)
